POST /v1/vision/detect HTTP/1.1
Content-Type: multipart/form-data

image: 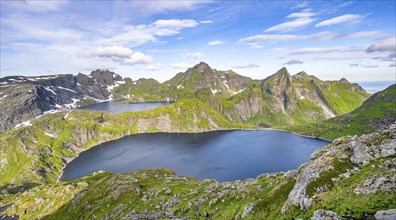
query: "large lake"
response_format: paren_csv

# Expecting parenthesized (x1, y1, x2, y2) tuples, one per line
(61, 130, 329, 182)
(78, 100, 169, 113)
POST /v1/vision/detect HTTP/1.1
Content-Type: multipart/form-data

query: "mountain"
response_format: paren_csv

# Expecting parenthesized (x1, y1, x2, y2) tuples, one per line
(0, 62, 370, 131)
(252, 67, 369, 126)
(0, 70, 126, 131)
(1, 123, 394, 219)
(286, 84, 396, 140)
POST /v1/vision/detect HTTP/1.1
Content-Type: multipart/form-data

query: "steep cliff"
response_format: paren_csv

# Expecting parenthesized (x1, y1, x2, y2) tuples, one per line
(0, 70, 126, 131)
(286, 84, 396, 140)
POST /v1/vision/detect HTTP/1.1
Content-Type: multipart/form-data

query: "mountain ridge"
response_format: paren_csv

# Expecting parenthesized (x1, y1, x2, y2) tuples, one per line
(0, 62, 370, 132)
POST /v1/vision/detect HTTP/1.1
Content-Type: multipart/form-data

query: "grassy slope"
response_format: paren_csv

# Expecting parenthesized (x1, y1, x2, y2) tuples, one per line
(283, 84, 396, 140)
(0, 99, 250, 187)
(1, 147, 394, 219)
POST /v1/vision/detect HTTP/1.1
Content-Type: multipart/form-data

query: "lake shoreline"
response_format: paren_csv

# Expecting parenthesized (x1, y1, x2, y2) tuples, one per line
(57, 128, 331, 182)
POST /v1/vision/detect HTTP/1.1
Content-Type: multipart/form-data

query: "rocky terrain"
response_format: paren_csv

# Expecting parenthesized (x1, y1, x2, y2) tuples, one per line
(0, 122, 394, 219)
(0, 70, 127, 131)
(0, 99, 248, 187)
(286, 84, 396, 140)
(0, 62, 370, 132)
(0, 62, 393, 219)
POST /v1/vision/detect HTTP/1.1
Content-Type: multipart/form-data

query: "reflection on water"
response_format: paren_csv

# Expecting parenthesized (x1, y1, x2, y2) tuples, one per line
(78, 100, 169, 114)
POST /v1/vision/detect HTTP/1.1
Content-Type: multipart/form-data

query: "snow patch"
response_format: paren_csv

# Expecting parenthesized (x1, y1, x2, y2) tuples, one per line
(58, 86, 77, 93)
(177, 84, 183, 89)
(43, 87, 56, 95)
(44, 132, 55, 138)
(211, 89, 218, 95)
(233, 88, 245, 94)
(15, 120, 32, 128)
(65, 98, 80, 108)
(0, 95, 8, 101)
(299, 96, 306, 100)
(223, 81, 230, 91)
(0, 82, 7, 85)
(39, 76, 59, 80)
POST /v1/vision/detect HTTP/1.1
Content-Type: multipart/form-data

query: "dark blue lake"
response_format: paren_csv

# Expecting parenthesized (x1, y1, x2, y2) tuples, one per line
(78, 100, 169, 113)
(61, 130, 329, 182)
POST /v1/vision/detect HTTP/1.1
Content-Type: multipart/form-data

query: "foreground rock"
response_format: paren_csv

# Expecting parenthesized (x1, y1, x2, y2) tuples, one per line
(282, 123, 396, 212)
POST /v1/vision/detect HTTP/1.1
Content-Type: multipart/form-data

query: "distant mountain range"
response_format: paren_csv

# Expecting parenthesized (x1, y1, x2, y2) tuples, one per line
(0, 62, 370, 131)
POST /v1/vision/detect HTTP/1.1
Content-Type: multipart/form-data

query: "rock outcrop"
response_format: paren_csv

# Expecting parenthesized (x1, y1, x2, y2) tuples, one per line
(282, 123, 396, 212)
(0, 70, 125, 131)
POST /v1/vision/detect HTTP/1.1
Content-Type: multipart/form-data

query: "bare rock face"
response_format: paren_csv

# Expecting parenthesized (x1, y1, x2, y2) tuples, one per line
(354, 174, 396, 194)
(281, 123, 396, 212)
(229, 92, 263, 120)
(310, 209, 341, 220)
(0, 70, 125, 132)
(374, 209, 396, 220)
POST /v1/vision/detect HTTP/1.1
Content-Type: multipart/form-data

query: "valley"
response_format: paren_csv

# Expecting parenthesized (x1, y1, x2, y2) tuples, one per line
(0, 62, 395, 219)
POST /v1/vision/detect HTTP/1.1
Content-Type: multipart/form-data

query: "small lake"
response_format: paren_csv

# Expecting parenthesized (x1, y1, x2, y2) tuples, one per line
(61, 130, 329, 182)
(78, 100, 169, 113)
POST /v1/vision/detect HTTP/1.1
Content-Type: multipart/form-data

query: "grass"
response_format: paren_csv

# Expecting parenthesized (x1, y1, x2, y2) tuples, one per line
(0, 99, 250, 188)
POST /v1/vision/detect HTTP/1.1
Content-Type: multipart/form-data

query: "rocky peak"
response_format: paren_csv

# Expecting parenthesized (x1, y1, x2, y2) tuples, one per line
(339, 78, 349, 83)
(90, 69, 123, 85)
(262, 67, 292, 93)
(193, 62, 213, 73)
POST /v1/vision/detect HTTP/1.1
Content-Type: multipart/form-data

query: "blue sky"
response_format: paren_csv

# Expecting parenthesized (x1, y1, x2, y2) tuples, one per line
(1, 0, 395, 82)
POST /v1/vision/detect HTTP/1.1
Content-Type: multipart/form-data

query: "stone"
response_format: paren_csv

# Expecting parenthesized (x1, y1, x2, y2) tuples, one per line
(241, 204, 254, 218)
(310, 209, 341, 220)
(374, 209, 396, 220)
(380, 140, 396, 157)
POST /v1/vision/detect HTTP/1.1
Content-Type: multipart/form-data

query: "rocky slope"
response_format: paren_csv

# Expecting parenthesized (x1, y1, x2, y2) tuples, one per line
(0, 123, 394, 219)
(286, 84, 396, 140)
(0, 62, 370, 131)
(0, 70, 126, 131)
(0, 99, 248, 187)
(124, 62, 369, 127)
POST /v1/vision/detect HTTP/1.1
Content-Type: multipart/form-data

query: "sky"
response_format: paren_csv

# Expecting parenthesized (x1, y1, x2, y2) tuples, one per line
(1, 0, 395, 82)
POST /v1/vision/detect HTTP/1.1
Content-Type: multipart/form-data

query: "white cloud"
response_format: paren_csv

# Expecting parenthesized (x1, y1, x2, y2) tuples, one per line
(265, 17, 314, 32)
(208, 40, 224, 46)
(350, 63, 379, 68)
(339, 31, 380, 39)
(186, 52, 204, 59)
(3, 0, 67, 13)
(283, 59, 304, 65)
(362, 64, 379, 68)
(287, 10, 315, 18)
(232, 63, 260, 69)
(239, 31, 378, 48)
(129, 1, 212, 14)
(288, 46, 362, 55)
(171, 63, 191, 69)
(92, 46, 153, 65)
(293, 1, 308, 9)
(93, 46, 133, 58)
(147, 64, 161, 71)
(315, 14, 364, 27)
(123, 52, 154, 65)
(366, 36, 396, 53)
(100, 19, 199, 47)
(153, 19, 198, 29)
(200, 20, 213, 24)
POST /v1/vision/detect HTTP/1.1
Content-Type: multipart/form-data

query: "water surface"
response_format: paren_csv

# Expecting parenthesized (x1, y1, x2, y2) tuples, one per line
(78, 100, 169, 114)
(61, 130, 329, 182)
